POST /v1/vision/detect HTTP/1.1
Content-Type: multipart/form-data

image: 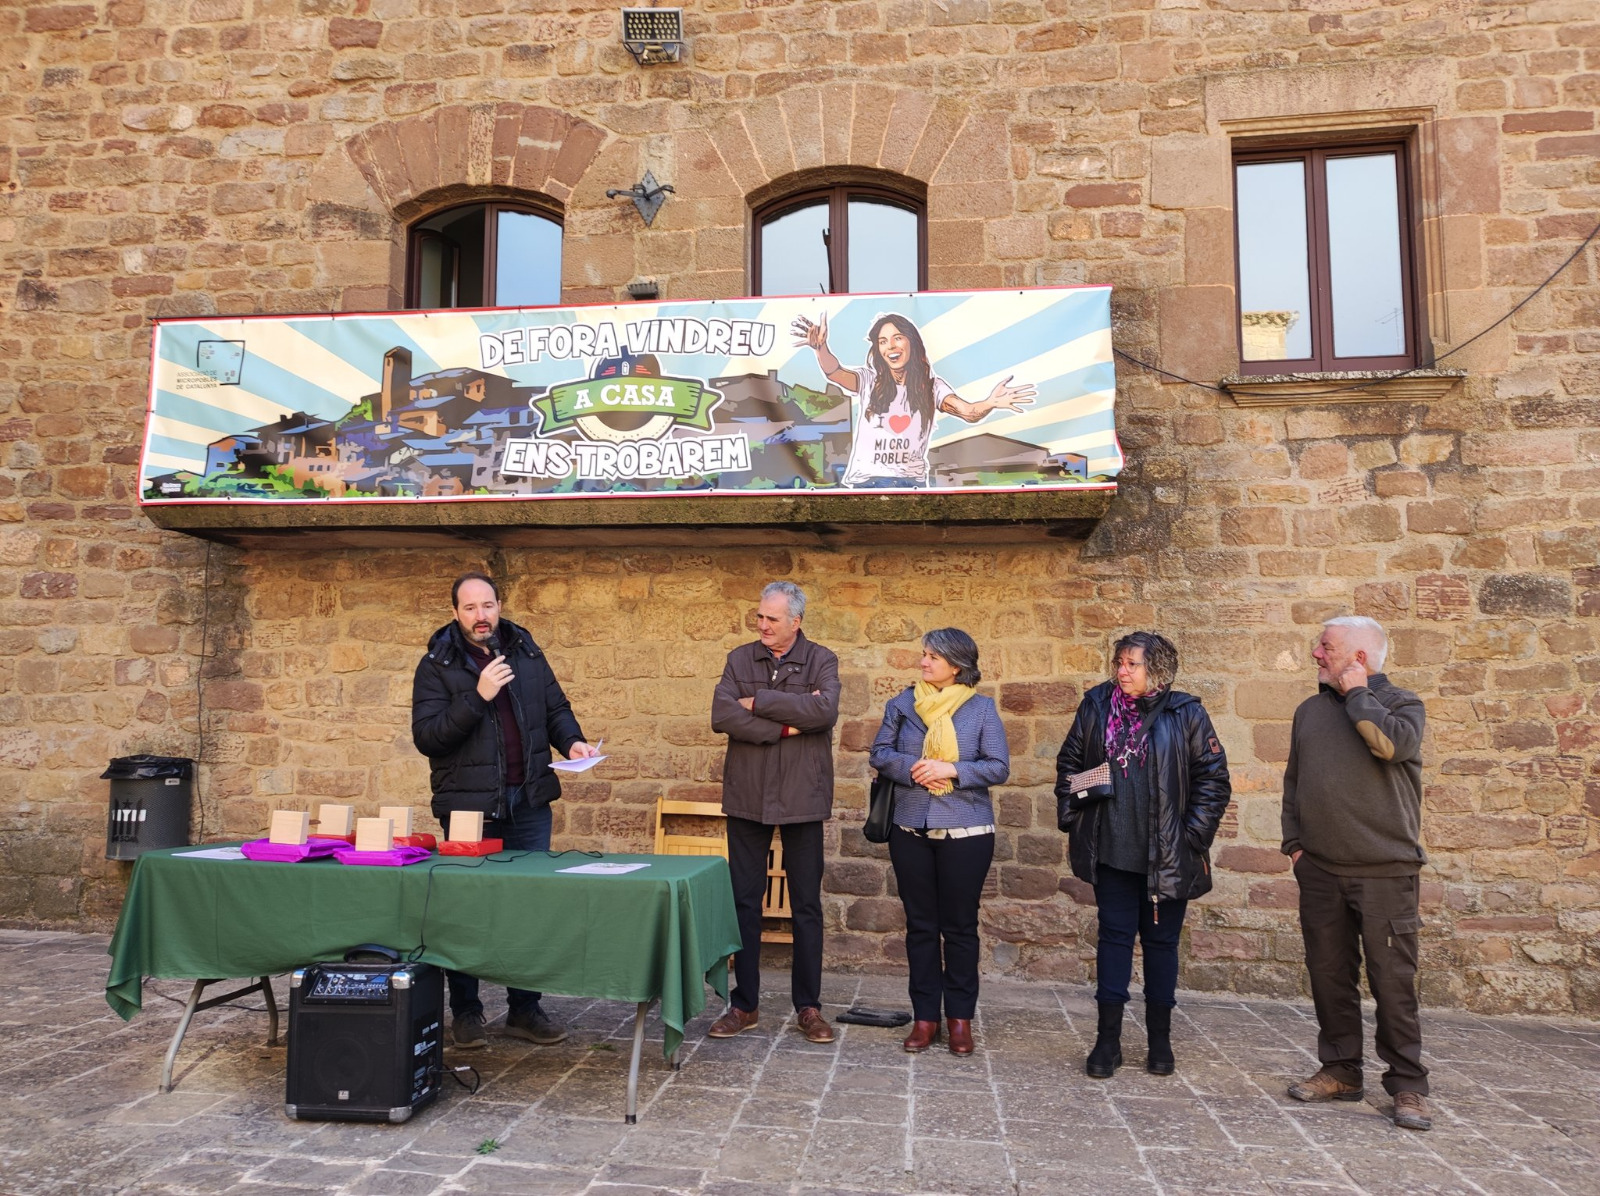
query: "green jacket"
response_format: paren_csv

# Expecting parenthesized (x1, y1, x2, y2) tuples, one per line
(1281, 675, 1426, 876)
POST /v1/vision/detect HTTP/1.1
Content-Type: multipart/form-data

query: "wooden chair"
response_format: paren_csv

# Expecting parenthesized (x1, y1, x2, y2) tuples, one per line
(653, 797, 792, 943)
(652, 797, 729, 858)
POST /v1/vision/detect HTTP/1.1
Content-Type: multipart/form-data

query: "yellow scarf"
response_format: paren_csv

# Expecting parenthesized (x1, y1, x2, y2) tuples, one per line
(913, 680, 976, 795)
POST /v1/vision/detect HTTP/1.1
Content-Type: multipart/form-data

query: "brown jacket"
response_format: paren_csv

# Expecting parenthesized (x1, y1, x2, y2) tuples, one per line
(711, 631, 840, 825)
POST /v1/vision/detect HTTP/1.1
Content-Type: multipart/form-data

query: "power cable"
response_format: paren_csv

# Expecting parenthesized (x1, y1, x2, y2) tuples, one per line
(1115, 218, 1600, 398)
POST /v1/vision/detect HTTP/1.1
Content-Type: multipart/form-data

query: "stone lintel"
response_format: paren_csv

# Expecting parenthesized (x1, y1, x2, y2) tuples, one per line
(1222, 369, 1467, 406)
(141, 488, 1115, 549)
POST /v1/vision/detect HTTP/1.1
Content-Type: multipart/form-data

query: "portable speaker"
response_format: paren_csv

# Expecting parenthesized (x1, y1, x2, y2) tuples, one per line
(284, 959, 444, 1123)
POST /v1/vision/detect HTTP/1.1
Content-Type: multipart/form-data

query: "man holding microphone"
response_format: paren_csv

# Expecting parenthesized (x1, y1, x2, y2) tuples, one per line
(412, 572, 597, 1049)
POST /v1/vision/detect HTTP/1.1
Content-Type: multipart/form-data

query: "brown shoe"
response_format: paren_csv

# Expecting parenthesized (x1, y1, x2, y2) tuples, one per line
(947, 1018, 974, 1056)
(796, 1006, 835, 1043)
(707, 1006, 758, 1038)
(902, 1020, 940, 1053)
(1393, 1091, 1432, 1131)
(1288, 1070, 1364, 1103)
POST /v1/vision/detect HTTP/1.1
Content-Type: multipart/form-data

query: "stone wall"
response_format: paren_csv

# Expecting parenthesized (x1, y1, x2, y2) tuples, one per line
(2, 0, 1597, 1014)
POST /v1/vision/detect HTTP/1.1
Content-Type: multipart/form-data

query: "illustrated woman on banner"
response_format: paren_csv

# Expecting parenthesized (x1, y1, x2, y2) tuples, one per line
(792, 311, 1037, 489)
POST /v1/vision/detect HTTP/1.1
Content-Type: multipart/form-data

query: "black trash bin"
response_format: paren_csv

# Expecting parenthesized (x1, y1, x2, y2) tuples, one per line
(103, 755, 193, 860)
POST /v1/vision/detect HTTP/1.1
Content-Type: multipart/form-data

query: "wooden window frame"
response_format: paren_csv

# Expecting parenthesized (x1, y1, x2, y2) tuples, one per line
(405, 199, 563, 310)
(750, 184, 928, 297)
(1232, 141, 1420, 374)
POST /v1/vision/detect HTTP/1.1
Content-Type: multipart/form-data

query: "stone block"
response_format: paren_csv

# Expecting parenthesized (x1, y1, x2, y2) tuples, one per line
(1479, 574, 1572, 616)
(1234, 678, 1311, 720)
(1217, 845, 1289, 874)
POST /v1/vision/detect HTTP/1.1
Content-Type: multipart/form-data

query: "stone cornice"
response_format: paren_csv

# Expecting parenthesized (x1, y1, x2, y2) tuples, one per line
(1221, 369, 1467, 406)
(140, 489, 1116, 549)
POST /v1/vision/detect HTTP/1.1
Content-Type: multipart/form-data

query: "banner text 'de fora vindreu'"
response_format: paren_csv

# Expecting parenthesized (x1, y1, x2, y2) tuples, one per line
(140, 287, 1120, 503)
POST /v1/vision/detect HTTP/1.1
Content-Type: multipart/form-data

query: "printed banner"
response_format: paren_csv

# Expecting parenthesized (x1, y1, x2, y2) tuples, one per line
(140, 287, 1120, 503)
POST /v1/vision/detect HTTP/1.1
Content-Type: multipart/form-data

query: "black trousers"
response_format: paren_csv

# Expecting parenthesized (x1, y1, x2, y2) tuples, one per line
(1093, 864, 1187, 1008)
(726, 816, 824, 1014)
(446, 793, 548, 1019)
(889, 826, 994, 1022)
(1295, 855, 1429, 1096)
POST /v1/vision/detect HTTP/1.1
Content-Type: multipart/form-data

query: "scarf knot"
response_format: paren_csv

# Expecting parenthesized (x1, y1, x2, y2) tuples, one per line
(912, 681, 976, 795)
(1105, 685, 1165, 776)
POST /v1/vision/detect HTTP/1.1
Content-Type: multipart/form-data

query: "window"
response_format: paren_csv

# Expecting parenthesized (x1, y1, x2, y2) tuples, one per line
(1233, 144, 1418, 373)
(407, 202, 562, 310)
(752, 184, 925, 296)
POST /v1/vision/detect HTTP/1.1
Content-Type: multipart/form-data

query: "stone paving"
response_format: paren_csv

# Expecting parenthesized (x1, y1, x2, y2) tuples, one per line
(2, 929, 1598, 1196)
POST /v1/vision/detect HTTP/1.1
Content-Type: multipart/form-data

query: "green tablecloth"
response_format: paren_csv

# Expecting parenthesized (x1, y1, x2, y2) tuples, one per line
(106, 848, 740, 1058)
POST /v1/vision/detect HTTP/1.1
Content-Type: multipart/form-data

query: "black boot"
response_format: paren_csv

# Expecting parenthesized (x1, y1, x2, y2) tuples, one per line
(1146, 1003, 1174, 1076)
(1085, 1001, 1124, 1079)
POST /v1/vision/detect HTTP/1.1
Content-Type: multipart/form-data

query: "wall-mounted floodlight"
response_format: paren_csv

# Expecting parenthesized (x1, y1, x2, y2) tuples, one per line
(621, 8, 684, 65)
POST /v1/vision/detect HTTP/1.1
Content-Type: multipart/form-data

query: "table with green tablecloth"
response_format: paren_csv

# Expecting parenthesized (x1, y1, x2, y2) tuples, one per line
(106, 847, 741, 1119)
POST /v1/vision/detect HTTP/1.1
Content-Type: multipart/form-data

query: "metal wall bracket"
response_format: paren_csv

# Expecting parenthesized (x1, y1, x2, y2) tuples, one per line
(606, 171, 675, 227)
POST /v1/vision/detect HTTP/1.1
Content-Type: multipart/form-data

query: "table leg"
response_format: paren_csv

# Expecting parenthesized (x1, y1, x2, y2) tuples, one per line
(160, 980, 208, 1095)
(625, 999, 650, 1124)
(260, 976, 279, 1047)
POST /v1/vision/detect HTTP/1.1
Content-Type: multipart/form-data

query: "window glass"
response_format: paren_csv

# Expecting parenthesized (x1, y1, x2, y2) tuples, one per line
(416, 236, 453, 309)
(495, 209, 562, 308)
(408, 202, 560, 310)
(759, 200, 831, 297)
(846, 198, 919, 293)
(1235, 160, 1312, 362)
(1326, 153, 1406, 359)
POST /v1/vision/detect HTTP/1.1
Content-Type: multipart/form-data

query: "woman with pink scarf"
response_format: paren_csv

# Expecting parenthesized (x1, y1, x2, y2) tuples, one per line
(1054, 632, 1232, 1080)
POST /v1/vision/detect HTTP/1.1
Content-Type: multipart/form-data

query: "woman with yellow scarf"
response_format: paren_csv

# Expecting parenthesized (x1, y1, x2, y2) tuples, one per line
(869, 628, 1010, 1056)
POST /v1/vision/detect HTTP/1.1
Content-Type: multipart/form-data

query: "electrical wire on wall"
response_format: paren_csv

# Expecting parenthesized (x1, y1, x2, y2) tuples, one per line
(1115, 217, 1600, 397)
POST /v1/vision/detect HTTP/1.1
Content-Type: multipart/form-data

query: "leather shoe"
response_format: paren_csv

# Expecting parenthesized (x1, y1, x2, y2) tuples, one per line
(1393, 1091, 1432, 1131)
(707, 1006, 758, 1038)
(1288, 1070, 1365, 1103)
(902, 1020, 940, 1053)
(796, 1006, 835, 1043)
(947, 1018, 974, 1056)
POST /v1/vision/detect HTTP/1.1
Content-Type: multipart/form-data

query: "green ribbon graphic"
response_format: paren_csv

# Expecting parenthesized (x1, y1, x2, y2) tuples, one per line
(533, 376, 720, 433)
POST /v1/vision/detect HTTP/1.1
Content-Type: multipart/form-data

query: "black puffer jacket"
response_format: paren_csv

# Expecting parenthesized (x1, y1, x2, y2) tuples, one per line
(1055, 680, 1232, 902)
(411, 618, 584, 823)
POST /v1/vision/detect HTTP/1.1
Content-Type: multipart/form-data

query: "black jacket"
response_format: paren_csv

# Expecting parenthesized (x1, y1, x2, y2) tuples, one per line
(411, 618, 584, 823)
(1055, 680, 1232, 902)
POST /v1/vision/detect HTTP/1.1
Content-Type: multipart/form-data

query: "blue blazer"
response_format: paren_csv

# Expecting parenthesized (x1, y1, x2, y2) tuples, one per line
(869, 688, 1010, 830)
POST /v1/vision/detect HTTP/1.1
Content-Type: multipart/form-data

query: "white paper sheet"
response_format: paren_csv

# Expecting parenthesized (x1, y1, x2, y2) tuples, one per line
(172, 846, 248, 860)
(548, 754, 608, 773)
(556, 861, 650, 875)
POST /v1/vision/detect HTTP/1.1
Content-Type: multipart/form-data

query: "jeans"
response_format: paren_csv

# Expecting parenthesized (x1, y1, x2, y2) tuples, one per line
(889, 826, 994, 1021)
(726, 817, 824, 1013)
(446, 790, 550, 1020)
(1093, 865, 1187, 1008)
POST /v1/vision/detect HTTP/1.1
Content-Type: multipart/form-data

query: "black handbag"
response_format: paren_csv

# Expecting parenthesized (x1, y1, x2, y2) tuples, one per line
(1057, 761, 1115, 829)
(863, 771, 896, 844)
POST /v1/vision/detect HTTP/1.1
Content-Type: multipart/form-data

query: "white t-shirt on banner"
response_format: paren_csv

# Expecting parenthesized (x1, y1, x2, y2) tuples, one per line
(841, 361, 955, 486)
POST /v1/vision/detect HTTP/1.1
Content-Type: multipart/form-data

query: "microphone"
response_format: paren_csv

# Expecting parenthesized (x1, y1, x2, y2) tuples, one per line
(485, 630, 501, 658)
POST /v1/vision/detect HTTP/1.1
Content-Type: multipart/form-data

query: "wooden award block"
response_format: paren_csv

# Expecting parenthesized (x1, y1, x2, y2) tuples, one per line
(448, 811, 484, 843)
(317, 803, 355, 836)
(378, 805, 414, 837)
(269, 810, 310, 845)
(354, 817, 394, 853)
